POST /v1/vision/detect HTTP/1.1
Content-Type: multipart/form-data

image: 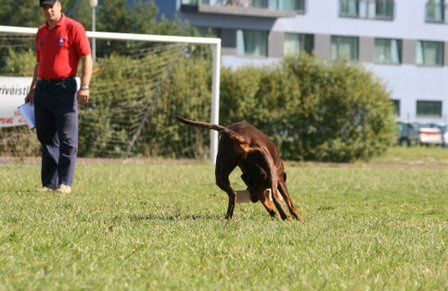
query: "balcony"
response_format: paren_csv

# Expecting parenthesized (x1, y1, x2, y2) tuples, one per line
(181, 0, 303, 18)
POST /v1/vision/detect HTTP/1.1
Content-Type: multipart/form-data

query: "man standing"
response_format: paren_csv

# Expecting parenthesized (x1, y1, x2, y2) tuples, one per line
(25, 0, 92, 193)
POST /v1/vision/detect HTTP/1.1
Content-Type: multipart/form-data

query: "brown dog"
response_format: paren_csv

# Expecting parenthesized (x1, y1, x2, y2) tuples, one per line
(176, 116, 303, 221)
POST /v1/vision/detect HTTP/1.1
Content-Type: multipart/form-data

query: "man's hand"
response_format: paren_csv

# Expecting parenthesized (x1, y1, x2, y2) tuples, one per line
(24, 88, 35, 104)
(77, 89, 89, 105)
(78, 54, 92, 106)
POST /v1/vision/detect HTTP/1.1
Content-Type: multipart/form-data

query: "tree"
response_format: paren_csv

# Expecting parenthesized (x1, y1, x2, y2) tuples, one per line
(0, 0, 91, 28)
(63, 0, 92, 29)
(0, 0, 199, 67)
(95, 0, 198, 57)
(0, 0, 42, 27)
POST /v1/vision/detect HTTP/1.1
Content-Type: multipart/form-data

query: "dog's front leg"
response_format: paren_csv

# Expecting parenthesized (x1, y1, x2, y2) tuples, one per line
(215, 158, 238, 220)
(216, 183, 236, 219)
(260, 194, 280, 219)
(216, 185, 237, 220)
(224, 188, 237, 219)
(248, 146, 290, 220)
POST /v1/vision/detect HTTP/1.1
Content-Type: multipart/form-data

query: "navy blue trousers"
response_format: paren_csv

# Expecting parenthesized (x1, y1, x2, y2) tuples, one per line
(34, 77, 78, 189)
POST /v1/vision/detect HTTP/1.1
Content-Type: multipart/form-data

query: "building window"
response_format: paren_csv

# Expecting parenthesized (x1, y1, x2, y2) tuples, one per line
(284, 33, 314, 56)
(426, 0, 445, 23)
(416, 100, 442, 118)
(340, 0, 359, 17)
(331, 36, 359, 61)
(251, 0, 269, 8)
(181, 0, 208, 4)
(416, 41, 444, 66)
(249, 0, 305, 11)
(391, 99, 400, 116)
(374, 38, 401, 64)
(237, 30, 268, 57)
(375, 0, 394, 19)
(279, 0, 305, 11)
(182, 0, 211, 4)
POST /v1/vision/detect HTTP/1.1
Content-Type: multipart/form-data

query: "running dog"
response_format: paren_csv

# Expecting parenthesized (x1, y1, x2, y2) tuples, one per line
(176, 116, 303, 221)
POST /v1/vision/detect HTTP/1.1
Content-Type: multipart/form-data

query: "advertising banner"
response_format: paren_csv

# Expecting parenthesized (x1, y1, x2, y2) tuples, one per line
(0, 76, 32, 128)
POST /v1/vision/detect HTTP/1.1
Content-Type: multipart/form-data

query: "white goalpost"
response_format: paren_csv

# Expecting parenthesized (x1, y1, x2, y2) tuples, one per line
(0, 25, 221, 164)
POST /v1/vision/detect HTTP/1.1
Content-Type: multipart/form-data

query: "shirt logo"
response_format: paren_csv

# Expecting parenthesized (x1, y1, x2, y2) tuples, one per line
(58, 35, 68, 47)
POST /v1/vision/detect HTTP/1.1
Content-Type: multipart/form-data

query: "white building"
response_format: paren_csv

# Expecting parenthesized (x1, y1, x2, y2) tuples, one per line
(154, 0, 448, 124)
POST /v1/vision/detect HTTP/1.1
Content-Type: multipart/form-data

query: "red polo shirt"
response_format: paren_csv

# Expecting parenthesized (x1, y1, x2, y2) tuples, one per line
(36, 13, 91, 79)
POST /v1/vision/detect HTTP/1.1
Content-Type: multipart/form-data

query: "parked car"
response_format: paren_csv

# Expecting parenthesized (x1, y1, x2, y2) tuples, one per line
(440, 126, 448, 147)
(397, 122, 418, 146)
(396, 122, 443, 146)
(424, 123, 448, 147)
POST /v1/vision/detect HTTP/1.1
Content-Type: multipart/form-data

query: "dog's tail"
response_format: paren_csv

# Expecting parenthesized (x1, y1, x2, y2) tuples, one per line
(175, 115, 248, 145)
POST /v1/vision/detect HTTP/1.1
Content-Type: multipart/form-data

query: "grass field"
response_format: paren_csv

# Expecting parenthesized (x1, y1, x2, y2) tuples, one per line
(1, 148, 448, 290)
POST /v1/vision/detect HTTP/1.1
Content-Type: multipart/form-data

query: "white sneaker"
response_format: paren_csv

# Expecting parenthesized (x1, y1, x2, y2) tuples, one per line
(56, 184, 72, 194)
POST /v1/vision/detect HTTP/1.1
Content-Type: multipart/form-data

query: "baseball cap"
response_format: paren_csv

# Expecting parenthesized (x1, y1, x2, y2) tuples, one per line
(40, 0, 57, 6)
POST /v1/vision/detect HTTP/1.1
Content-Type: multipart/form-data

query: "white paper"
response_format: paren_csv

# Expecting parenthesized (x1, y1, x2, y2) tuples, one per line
(18, 103, 35, 129)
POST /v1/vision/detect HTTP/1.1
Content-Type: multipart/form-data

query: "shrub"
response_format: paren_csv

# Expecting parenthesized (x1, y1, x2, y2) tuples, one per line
(0, 49, 35, 76)
(219, 55, 396, 162)
(0, 127, 40, 158)
(1, 50, 395, 162)
(78, 53, 212, 158)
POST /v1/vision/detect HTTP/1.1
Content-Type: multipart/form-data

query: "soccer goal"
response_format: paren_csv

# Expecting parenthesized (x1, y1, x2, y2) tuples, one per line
(0, 25, 221, 163)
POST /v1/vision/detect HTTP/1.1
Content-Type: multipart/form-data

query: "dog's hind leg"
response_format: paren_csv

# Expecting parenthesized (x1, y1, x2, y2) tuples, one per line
(272, 195, 290, 221)
(215, 157, 238, 220)
(278, 180, 303, 222)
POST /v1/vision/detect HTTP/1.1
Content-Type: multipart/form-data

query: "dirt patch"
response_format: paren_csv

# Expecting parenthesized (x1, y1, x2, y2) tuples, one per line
(0, 156, 206, 165)
(2, 156, 448, 169)
(289, 161, 448, 169)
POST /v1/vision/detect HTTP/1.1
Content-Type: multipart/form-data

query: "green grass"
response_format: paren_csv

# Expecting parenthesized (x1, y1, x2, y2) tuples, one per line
(1, 155, 448, 290)
(370, 146, 448, 165)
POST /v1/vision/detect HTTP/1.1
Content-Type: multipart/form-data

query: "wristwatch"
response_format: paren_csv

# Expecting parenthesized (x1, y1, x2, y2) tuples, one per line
(80, 84, 89, 90)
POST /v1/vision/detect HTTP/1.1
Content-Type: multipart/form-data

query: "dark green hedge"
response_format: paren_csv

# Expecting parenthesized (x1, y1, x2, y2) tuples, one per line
(220, 55, 396, 162)
(75, 48, 213, 158)
(0, 51, 395, 162)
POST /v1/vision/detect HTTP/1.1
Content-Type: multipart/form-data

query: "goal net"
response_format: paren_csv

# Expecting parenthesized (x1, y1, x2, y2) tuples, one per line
(0, 26, 221, 162)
